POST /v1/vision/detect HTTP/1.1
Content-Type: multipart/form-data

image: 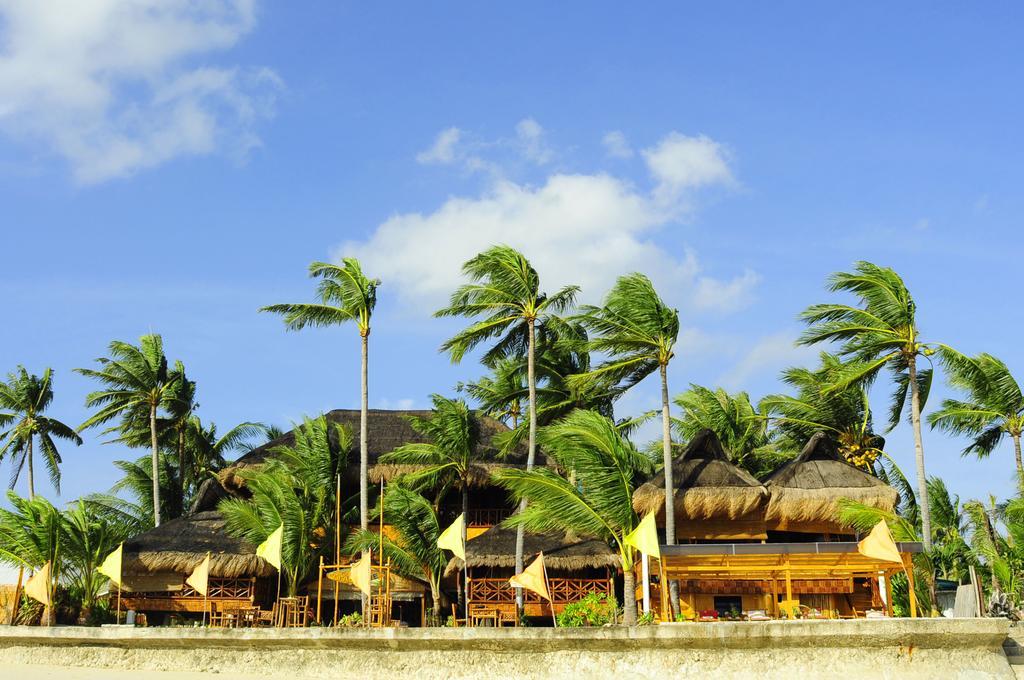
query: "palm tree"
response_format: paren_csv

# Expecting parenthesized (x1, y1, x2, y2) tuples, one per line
(799, 261, 954, 549)
(570, 274, 680, 559)
(673, 385, 782, 477)
(220, 416, 352, 595)
(0, 367, 82, 498)
(77, 334, 180, 526)
(378, 395, 484, 531)
(0, 491, 63, 624)
(928, 353, 1024, 475)
(760, 353, 886, 471)
(495, 409, 654, 625)
(435, 245, 578, 596)
(457, 358, 526, 429)
(62, 500, 132, 623)
(345, 487, 448, 624)
(261, 258, 380, 545)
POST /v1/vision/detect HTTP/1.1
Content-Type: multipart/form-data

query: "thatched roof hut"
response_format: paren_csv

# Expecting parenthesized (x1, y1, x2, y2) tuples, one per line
(445, 526, 618, 576)
(632, 429, 769, 540)
(122, 511, 274, 584)
(764, 432, 898, 534)
(193, 408, 528, 513)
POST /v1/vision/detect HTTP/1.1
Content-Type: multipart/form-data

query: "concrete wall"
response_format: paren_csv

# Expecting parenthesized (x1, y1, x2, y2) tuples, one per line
(0, 618, 1013, 679)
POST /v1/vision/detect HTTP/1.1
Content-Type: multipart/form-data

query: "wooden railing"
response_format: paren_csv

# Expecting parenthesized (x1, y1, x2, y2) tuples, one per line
(468, 577, 612, 604)
(120, 577, 256, 600)
(466, 508, 513, 527)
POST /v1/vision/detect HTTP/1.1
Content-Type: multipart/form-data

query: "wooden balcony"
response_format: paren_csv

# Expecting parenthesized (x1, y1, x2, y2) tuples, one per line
(466, 508, 513, 528)
(467, 577, 613, 617)
(117, 577, 257, 613)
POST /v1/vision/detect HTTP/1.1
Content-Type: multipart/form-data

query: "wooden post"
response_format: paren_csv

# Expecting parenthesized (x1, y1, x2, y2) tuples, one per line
(316, 556, 323, 624)
(771, 574, 779, 618)
(784, 558, 793, 617)
(641, 553, 651, 614)
(116, 586, 122, 625)
(883, 572, 893, 617)
(904, 554, 918, 618)
(658, 559, 670, 621)
(9, 567, 23, 626)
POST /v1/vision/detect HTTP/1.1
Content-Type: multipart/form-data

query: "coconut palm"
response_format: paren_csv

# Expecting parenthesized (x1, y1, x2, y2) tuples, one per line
(261, 258, 380, 544)
(798, 261, 955, 549)
(61, 500, 132, 623)
(77, 334, 181, 526)
(928, 353, 1024, 475)
(458, 358, 526, 429)
(345, 487, 448, 624)
(435, 245, 578, 595)
(0, 366, 82, 498)
(570, 274, 680, 561)
(495, 409, 654, 624)
(760, 353, 886, 471)
(378, 395, 485, 531)
(220, 416, 352, 595)
(673, 385, 783, 477)
(0, 491, 63, 624)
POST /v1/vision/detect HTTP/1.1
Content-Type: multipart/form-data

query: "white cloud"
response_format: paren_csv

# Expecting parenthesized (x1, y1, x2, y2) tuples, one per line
(515, 117, 553, 164)
(340, 127, 756, 315)
(377, 397, 416, 410)
(718, 331, 816, 390)
(416, 126, 462, 165)
(643, 132, 734, 203)
(0, 0, 278, 183)
(602, 130, 633, 159)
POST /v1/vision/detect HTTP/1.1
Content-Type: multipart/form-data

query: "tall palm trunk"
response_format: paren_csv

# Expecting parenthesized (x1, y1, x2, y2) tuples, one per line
(177, 426, 187, 515)
(360, 332, 370, 614)
(908, 355, 931, 550)
(514, 319, 538, 610)
(150, 403, 162, 527)
(622, 561, 637, 625)
(26, 435, 34, 499)
(1013, 432, 1023, 478)
(659, 364, 679, 617)
(430, 580, 442, 626)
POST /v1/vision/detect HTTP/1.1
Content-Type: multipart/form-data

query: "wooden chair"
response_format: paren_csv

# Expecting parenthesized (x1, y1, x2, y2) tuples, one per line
(450, 604, 466, 628)
(209, 602, 238, 628)
(497, 607, 518, 627)
(467, 603, 498, 627)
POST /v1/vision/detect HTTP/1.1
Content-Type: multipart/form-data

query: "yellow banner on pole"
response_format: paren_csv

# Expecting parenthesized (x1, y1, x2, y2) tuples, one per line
(24, 562, 51, 607)
(623, 512, 661, 558)
(256, 523, 284, 571)
(857, 521, 903, 563)
(186, 553, 211, 596)
(510, 552, 550, 601)
(97, 543, 123, 586)
(437, 513, 466, 561)
(350, 552, 373, 597)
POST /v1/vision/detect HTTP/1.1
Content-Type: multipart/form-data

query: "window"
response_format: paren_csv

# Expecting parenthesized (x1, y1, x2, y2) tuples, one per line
(713, 596, 743, 614)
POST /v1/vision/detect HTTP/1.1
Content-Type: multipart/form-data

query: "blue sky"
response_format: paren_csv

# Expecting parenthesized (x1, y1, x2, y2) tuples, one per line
(1, 1, 1022, 522)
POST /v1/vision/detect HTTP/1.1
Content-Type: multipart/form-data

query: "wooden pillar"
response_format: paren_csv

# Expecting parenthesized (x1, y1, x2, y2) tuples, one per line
(771, 574, 779, 618)
(904, 555, 918, 618)
(659, 560, 670, 621)
(784, 558, 793, 617)
(316, 557, 323, 624)
(883, 571, 894, 617)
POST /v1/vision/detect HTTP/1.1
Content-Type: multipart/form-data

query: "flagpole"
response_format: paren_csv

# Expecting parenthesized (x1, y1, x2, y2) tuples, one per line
(641, 552, 651, 615)
(542, 555, 556, 627)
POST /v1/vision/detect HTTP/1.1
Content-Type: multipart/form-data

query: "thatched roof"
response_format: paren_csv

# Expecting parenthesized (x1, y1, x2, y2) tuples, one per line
(199, 409, 528, 512)
(764, 432, 898, 530)
(123, 511, 274, 579)
(444, 526, 618, 576)
(632, 429, 768, 521)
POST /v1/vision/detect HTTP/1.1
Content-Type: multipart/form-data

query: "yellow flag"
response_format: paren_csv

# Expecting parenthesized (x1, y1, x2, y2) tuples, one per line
(858, 521, 903, 563)
(509, 552, 550, 601)
(256, 523, 284, 571)
(186, 553, 211, 596)
(24, 562, 51, 607)
(437, 513, 466, 561)
(350, 552, 373, 597)
(97, 543, 123, 586)
(623, 512, 661, 558)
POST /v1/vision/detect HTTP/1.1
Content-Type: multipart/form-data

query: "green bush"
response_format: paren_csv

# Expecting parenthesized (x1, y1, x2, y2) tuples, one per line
(556, 592, 618, 627)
